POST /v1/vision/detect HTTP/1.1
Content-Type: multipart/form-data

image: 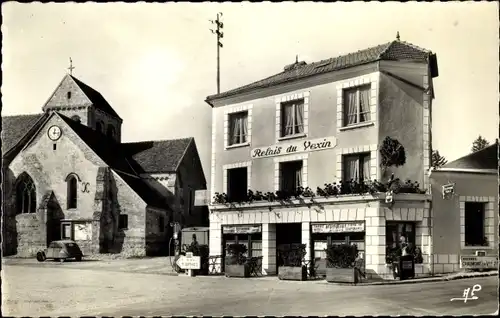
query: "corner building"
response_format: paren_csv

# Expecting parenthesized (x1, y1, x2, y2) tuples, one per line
(206, 37, 439, 279)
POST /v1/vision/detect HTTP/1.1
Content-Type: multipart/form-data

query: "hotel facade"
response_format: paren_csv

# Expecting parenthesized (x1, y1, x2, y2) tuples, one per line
(205, 37, 441, 279)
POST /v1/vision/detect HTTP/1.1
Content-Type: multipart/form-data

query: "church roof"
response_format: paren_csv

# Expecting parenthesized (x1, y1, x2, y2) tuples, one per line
(440, 143, 498, 171)
(58, 114, 141, 175)
(114, 171, 170, 210)
(1, 113, 47, 155)
(206, 39, 434, 103)
(122, 138, 194, 173)
(69, 75, 122, 120)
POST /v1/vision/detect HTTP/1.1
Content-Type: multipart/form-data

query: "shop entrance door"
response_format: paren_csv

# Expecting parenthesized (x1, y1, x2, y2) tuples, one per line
(276, 223, 302, 267)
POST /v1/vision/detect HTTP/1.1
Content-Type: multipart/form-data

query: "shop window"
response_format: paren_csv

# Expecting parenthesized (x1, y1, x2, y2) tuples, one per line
(464, 202, 486, 246)
(224, 233, 262, 258)
(343, 85, 371, 126)
(279, 160, 303, 192)
(159, 216, 165, 232)
(66, 175, 78, 209)
(15, 172, 37, 214)
(227, 167, 247, 202)
(228, 111, 249, 146)
(343, 153, 370, 182)
(386, 222, 416, 263)
(281, 99, 305, 137)
(119, 214, 128, 230)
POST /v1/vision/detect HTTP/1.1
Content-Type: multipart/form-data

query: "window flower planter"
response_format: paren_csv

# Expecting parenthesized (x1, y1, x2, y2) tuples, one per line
(325, 243, 361, 284)
(277, 244, 308, 281)
(224, 243, 250, 278)
(225, 263, 250, 278)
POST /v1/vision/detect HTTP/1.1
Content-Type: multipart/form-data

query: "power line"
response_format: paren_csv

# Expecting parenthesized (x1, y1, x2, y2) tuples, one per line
(209, 12, 224, 94)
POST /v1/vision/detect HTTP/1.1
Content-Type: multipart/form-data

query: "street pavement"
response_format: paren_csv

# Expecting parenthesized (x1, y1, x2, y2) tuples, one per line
(2, 261, 498, 317)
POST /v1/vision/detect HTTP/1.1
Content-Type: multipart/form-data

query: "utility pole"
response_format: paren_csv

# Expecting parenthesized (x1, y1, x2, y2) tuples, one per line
(210, 12, 224, 94)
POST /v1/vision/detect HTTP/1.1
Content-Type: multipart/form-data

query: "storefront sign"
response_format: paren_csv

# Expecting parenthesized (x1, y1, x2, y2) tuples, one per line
(251, 136, 337, 159)
(312, 222, 365, 234)
(74, 223, 92, 241)
(223, 225, 262, 234)
(460, 256, 498, 269)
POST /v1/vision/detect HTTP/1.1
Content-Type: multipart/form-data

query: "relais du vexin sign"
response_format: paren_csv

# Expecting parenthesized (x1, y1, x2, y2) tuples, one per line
(251, 136, 338, 159)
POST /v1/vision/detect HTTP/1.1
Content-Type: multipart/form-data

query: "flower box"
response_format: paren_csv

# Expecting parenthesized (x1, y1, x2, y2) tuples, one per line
(325, 267, 359, 283)
(278, 266, 307, 281)
(225, 264, 250, 278)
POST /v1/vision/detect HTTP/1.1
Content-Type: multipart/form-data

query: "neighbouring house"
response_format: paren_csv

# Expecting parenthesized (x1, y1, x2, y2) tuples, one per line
(205, 34, 439, 279)
(2, 73, 208, 257)
(430, 143, 499, 274)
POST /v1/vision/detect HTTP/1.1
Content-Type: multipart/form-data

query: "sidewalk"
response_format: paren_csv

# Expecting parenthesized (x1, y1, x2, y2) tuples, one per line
(354, 270, 499, 286)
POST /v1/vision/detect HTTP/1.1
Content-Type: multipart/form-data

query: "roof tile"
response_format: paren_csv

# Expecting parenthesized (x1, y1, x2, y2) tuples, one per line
(1, 113, 47, 154)
(206, 40, 431, 101)
(441, 144, 498, 170)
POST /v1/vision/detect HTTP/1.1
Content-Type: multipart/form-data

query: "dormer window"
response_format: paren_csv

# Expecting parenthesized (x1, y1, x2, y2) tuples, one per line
(67, 91, 72, 99)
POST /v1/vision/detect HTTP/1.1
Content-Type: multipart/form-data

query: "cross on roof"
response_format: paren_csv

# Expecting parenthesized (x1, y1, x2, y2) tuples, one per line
(68, 57, 75, 75)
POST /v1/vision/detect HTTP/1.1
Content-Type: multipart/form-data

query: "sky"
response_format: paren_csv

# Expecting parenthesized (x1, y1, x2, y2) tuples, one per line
(2, 2, 499, 182)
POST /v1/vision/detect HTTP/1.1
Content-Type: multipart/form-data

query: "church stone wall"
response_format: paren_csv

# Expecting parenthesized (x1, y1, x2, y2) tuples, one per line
(111, 171, 148, 257)
(145, 207, 169, 256)
(94, 108, 122, 143)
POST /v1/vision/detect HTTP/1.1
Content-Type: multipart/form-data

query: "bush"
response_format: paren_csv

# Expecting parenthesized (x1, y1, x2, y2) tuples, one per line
(280, 244, 307, 267)
(325, 244, 358, 269)
(225, 243, 247, 265)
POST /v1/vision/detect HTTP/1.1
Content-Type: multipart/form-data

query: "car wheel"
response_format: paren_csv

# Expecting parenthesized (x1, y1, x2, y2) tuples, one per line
(36, 251, 46, 262)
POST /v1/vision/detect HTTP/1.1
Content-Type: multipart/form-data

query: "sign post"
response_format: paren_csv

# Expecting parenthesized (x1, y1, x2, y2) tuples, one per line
(176, 252, 201, 277)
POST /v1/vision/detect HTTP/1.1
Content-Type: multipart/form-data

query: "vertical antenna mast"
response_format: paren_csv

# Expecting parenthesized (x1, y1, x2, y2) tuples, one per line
(210, 12, 224, 94)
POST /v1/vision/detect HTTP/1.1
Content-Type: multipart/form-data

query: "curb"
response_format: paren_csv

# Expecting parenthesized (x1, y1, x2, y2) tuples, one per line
(353, 271, 498, 286)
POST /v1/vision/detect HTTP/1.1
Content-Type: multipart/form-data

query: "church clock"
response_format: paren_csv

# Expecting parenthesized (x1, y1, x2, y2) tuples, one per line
(47, 125, 62, 141)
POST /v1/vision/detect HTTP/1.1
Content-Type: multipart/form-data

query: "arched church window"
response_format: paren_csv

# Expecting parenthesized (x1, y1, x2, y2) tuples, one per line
(66, 174, 79, 209)
(15, 172, 37, 214)
(71, 115, 81, 123)
(107, 125, 116, 139)
(96, 121, 105, 133)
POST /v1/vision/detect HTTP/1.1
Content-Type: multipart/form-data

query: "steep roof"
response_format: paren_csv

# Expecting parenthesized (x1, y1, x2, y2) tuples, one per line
(114, 171, 170, 210)
(58, 114, 141, 175)
(122, 138, 193, 173)
(69, 75, 121, 120)
(206, 40, 433, 102)
(1, 113, 48, 155)
(440, 143, 498, 171)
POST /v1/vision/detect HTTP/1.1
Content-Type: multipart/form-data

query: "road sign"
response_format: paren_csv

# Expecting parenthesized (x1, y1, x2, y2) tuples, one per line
(460, 255, 498, 269)
(194, 190, 209, 206)
(176, 252, 201, 270)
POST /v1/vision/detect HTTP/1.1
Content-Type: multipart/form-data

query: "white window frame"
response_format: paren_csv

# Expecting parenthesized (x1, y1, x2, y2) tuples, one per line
(336, 145, 378, 183)
(275, 91, 310, 142)
(341, 152, 371, 182)
(460, 196, 496, 250)
(273, 154, 309, 191)
(336, 73, 379, 132)
(224, 104, 253, 149)
(223, 161, 252, 195)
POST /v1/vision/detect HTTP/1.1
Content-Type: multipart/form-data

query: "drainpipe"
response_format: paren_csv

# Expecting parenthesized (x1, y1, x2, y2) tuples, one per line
(428, 168, 434, 276)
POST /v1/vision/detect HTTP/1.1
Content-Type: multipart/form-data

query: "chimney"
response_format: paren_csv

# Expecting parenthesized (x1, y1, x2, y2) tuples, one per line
(284, 60, 307, 72)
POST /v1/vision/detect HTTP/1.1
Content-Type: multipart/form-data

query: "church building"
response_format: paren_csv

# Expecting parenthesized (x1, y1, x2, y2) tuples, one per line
(2, 73, 208, 257)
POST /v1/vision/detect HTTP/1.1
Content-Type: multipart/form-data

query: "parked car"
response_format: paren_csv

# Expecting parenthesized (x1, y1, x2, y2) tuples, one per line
(36, 240, 83, 262)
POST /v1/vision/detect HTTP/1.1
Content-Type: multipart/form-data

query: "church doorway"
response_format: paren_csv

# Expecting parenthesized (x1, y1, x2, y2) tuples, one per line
(46, 196, 64, 246)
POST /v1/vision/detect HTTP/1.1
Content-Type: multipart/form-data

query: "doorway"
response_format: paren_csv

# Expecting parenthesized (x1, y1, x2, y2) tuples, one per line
(276, 223, 302, 267)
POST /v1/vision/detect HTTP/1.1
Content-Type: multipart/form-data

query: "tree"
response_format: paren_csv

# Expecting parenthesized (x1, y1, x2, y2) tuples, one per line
(471, 135, 489, 153)
(431, 150, 447, 168)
